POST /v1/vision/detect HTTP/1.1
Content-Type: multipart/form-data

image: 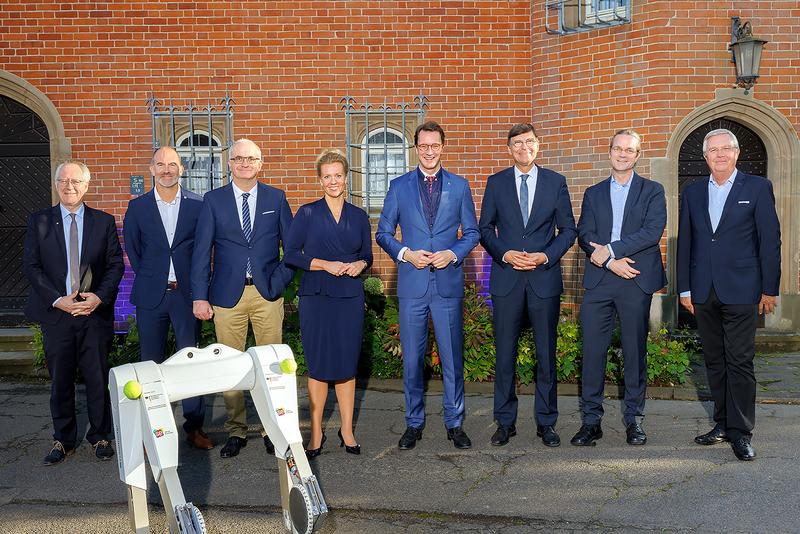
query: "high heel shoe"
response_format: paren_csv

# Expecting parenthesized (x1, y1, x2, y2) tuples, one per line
(338, 428, 361, 455)
(305, 432, 326, 459)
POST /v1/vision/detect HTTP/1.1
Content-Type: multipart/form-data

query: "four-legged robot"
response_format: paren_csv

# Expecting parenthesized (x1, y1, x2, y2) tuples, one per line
(109, 343, 328, 533)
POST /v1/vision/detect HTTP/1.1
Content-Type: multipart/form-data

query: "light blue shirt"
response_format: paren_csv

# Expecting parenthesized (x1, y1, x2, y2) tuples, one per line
(607, 175, 631, 259)
(514, 165, 537, 217)
(59, 203, 84, 295)
(708, 169, 737, 232)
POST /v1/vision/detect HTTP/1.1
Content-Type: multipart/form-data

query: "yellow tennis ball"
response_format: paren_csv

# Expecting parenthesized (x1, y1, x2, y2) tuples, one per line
(123, 380, 142, 400)
(279, 358, 297, 375)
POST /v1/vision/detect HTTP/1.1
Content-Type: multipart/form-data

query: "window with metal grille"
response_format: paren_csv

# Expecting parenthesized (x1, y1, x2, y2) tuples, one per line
(340, 95, 427, 216)
(148, 94, 234, 196)
(545, 0, 631, 35)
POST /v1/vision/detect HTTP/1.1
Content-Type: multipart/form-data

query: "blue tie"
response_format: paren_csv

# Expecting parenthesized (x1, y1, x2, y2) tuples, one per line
(519, 174, 529, 226)
(241, 192, 252, 277)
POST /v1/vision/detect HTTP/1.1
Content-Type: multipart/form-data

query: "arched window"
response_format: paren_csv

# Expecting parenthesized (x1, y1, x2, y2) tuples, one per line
(176, 131, 226, 195)
(361, 127, 408, 207)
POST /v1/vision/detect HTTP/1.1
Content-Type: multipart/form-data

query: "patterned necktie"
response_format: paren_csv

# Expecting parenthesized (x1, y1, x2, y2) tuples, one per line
(69, 213, 80, 293)
(241, 193, 252, 276)
(519, 174, 529, 226)
(425, 175, 436, 194)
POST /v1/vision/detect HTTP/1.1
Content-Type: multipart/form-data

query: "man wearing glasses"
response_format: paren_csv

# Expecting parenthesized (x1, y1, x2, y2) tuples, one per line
(23, 161, 124, 465)
(124, 147, 211, 450)
(376, 121, 479, 450)
(678, 128, 781, 461)
(192, 138, 294, 459)
(570, 129, 666, 447)
(479, 123, 576, 448)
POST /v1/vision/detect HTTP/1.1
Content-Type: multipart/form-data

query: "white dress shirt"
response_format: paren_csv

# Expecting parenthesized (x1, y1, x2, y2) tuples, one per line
(154, 186, 182, 282)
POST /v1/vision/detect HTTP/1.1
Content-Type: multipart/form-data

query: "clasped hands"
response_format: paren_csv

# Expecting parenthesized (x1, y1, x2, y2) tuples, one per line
(503, 250, 547, 271)
(589, 241, 639, 280)
(322, 259, 369, 277)
(55, 291, 101, 316)
(403, 249, 456, 270)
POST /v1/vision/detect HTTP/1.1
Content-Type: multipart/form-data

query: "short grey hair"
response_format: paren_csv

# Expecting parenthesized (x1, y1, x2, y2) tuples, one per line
(231, 138, 262, 159)
(702, 129, 739, 154)
(54, 161, 91, 182)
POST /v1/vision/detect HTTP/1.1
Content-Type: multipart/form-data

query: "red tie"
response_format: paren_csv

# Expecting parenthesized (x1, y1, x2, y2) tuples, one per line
(425, 175, 435, 194)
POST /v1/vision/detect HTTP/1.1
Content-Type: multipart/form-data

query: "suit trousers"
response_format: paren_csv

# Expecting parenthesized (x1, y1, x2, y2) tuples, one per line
(42, 314, 113, 448)
(492, 277, 560, 427)
(694, 287, 757, 441)
(579, 274, 651, 426)
(399, 275, 465, 430)
(213, 285, 284, 438)
(137, 288, 205, 433)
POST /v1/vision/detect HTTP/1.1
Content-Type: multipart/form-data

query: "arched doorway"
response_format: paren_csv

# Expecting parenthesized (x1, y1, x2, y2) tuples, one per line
(0, 95, 52, 325)
(676, 118, 769, 328)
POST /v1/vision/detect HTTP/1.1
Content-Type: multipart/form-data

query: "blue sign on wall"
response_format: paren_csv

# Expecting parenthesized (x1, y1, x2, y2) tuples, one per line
(130, 175, 145, 196)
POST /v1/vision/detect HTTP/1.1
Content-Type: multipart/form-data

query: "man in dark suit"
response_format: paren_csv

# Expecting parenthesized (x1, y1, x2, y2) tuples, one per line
(23, 161, 124, 465)
(571, 129, 666, 447)
(376, 121, 479, 450)
(192, 138, 294, 459)
(124, 146, 211, 450)
(479, 123, 577, 447)
(678, 128, 781, 461)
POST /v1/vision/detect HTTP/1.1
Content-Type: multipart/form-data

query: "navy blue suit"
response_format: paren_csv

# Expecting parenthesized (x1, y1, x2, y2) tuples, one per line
(376, 168, 479, 429)
(23, 204, 124, 447)
(577, 172, 666, 425)
(124, 188, 205, 432)
(677, 171, 780, 440)
(479, 165, 577, 427)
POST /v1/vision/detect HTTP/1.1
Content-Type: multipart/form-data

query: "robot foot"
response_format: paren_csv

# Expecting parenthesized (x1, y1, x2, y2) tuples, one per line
(288, 476, 328, 533)
(176, 502, 207, 534)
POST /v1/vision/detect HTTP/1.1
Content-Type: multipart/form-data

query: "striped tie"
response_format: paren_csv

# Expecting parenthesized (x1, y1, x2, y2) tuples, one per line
(241, 193, 252, 277)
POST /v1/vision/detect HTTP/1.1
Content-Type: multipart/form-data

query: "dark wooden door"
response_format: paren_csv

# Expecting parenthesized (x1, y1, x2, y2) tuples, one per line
(0, 95, 51, 325)
(677, 119, 768, 328)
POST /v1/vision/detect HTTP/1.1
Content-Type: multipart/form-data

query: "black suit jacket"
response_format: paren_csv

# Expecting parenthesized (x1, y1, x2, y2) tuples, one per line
(23, 204, 124, 325)
(479, 165, 577, 298)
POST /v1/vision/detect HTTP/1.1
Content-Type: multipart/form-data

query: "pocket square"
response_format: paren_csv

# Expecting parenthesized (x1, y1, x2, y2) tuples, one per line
(262, 210, 275, 214)
(738, 200, 750, 204)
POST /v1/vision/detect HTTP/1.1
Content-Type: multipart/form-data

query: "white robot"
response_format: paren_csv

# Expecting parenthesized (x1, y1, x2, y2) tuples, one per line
(109, 343, 328, 534)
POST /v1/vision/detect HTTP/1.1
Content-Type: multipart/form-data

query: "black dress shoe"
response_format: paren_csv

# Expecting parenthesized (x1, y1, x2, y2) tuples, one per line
(43, 440, 73, 466)
(625, 423, 647, 446)
(570, 424, 603, 446)
(490, 425, 516, 446)
(731, 437, 756, 461)
(338, 428, 361, 455)
(263, 435, 275, 455)
(220, 436, 247, 458)
(398, 426, 423, 450)
(446, 426, 472, 449)
(694, 424, 729, 445)
(536, 425, 561, 447)
(93, 440, 115, 461)
(305, 432, 326, 459)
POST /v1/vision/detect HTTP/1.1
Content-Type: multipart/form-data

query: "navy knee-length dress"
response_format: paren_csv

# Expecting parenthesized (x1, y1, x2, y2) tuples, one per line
(284, 198, 373, 380)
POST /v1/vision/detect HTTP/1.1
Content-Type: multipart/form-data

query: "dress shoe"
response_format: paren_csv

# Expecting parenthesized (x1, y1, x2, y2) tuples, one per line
(536, 425, 561, 447)
(731, 437, 756, 461)
(43, 440, 73, 466)
(305, 432, 327, 459)
(446, 426, 472, 449)
(220, 436, 247, 458)
(186, 429, 214, 450)
(625, 423, 647, 446)
(338, 428, 361, 455)
(263, 435, 275, 455)
(93, 439, 115, 461)
(490, 425, 516, 446)
(694, 424, 729, 445)
(398, 426, 423, 450)
(570, 424, 603, 446)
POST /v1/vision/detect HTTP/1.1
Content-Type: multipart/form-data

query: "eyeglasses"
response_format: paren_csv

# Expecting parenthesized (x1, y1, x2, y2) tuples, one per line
(231, 156, 261, 165)
(322, 173, 346, 182)
(56, 179, 87, 187)
(511, 138, 539, 149)
(611, 146, 639, 155)
(154, 162, 180, 170)
(416, 143, 442, 152)
(706, 146, 738, 155)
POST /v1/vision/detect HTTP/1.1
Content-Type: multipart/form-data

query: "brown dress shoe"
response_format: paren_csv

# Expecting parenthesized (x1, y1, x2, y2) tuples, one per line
(186, 429, 214, 450)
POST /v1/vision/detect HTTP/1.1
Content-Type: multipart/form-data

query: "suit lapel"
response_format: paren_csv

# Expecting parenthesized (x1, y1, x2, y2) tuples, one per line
(527, 166, 546, 229)
(620, 173, 643, 230)
(146, 191, 171, 247)
(50, 205, 68, 270)
(172, 190, 191, 244)
(79, 205, 93, 278)
(224, 184, 249, 244)
(406, 172, 427, 227)
(715, 172, 746, 232)
(251, 183, 269, 238)
(700, 181, 714, 234)
(432, 170, 451, 229)
(502, 168, 526, 228)
(598, 177, 613, 240)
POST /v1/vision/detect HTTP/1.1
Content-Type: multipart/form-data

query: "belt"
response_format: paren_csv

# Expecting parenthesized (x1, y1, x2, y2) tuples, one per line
(244, 277, 255, 286)
(166, 281, 178, 290)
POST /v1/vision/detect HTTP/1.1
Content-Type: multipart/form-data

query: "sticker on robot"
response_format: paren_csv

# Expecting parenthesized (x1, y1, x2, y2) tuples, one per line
(152, 428, 172, 438)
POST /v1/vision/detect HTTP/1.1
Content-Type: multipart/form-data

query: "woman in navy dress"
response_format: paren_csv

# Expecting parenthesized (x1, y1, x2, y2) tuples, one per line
(285, 149, 372, 457)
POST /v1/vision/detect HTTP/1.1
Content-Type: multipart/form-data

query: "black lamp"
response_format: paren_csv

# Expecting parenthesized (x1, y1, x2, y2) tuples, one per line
(729, 17, 768, 92)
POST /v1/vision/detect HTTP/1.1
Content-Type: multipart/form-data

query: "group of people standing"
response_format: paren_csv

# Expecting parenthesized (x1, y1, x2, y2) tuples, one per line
(23, 119, 779, 469)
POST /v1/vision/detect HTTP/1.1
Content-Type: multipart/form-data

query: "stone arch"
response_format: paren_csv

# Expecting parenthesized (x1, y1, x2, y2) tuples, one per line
(651, 88, 800, 330)
(0, 70, 71, 202)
